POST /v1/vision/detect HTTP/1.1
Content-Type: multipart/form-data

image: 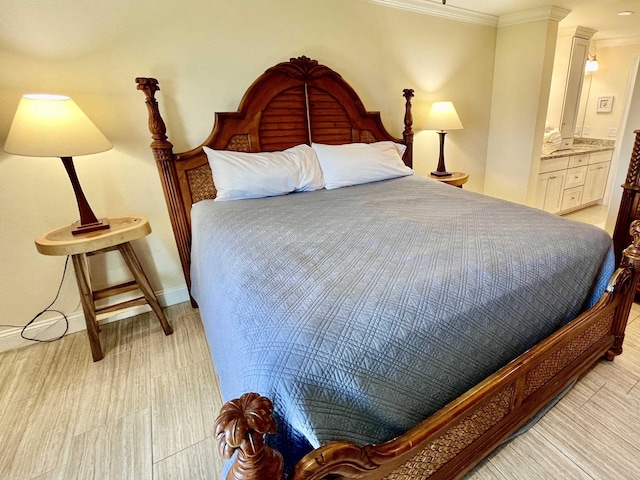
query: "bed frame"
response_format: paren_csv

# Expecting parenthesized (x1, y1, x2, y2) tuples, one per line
(137, 56, 640, 480)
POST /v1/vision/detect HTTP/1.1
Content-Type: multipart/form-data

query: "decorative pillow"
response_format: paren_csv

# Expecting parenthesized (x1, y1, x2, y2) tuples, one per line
(203, 144, 323, 201)
(311, 141, 412, 189)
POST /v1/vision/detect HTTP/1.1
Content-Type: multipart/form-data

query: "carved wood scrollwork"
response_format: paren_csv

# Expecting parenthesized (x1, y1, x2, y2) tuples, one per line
(267, 55, 342, 81)
(612, 130, 640, 265)
(607, 219, 640, 360)
(214, 393, 284, 480)
(136, 77, 173, 150)
(402, 89, 415, 167)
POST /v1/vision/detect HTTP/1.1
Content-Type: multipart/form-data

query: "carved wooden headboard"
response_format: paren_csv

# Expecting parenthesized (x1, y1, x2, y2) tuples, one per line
(136, 56, 414, 289)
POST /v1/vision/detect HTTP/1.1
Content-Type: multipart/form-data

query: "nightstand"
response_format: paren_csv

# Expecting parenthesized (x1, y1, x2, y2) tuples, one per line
(35, 215, 173, 361)
(428, 171, 469, 188)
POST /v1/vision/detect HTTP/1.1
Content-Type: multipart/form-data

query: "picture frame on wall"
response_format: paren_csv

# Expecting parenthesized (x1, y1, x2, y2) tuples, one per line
(596, 96, 614, 113)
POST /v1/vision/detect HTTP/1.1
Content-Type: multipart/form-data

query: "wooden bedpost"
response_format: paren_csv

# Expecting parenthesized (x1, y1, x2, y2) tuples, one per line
(607, 220, 640, 360)
(612, 130, 640, 266)
(136, 78, 194, 300)
(402, 88, 414, 168)
(214, 392, 284, 480)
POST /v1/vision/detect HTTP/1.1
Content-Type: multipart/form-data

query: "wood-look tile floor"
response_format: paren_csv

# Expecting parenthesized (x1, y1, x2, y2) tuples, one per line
(1, 301, 640, 479)
(562, 205, 609, 233)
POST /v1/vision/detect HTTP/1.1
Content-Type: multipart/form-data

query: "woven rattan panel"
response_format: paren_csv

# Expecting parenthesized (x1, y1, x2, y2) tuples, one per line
(187, 165, 217, 203)
(383, 386, 514, 480)
(361, 130, 376, 143)
(226, 133, 252, 152)
(523, 313, 613, 398)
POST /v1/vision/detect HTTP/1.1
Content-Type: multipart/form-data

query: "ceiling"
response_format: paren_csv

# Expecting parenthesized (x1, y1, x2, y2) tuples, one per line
(437, 0, 640, 42)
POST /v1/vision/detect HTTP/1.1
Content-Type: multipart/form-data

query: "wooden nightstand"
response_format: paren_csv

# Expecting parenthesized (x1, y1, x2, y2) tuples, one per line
(428, 172, 469, 188)
(35, 215, 173, 361)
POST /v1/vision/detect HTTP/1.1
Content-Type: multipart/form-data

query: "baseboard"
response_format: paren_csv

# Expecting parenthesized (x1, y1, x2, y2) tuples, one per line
(0, 285, 190, 353)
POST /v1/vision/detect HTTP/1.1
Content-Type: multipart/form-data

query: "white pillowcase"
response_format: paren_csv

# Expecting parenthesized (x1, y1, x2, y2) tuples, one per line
(312, 141, 412, 189)
(203, 144, 323, 201)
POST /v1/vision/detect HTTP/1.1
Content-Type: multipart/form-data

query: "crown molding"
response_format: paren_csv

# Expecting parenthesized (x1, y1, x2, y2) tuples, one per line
(558, 25, 598, 40)
(596, 35, 640, 48)
(363, 1, 573, 28)
(499, 6, 571, 27)
(362, 0, 498, 26)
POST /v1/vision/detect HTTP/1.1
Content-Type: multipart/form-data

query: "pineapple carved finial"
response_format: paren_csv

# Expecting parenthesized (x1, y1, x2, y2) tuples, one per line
(215, 393, 284, 480)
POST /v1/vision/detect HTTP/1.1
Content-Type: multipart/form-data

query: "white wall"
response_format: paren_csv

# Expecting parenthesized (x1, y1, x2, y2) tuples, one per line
(572, 42, 640, 226)
(577, 43, 640, 141)
(0, 0, 497, 350)
(605, 55, 640, 234)
(484, 18, 560, 204)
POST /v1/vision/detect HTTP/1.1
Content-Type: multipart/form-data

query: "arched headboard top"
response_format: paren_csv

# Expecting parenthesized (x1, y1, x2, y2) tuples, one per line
(137, 56, 414, 288)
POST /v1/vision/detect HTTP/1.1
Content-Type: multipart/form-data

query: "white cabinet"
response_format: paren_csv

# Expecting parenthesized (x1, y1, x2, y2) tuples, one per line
(535, 170, 567, 214)
(537, 149, 612, 215)
(547, 27, 596, 150)
(582, 162, 609, 204)
(559, 36, 589, 146)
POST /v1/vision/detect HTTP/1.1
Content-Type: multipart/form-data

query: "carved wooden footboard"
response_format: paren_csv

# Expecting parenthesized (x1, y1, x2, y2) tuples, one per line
(215, 222, 640, 480)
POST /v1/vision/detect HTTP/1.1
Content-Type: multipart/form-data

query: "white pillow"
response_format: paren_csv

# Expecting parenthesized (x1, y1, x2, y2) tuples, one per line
(203, 144, 323, 201)
(312, 141, 412, 189)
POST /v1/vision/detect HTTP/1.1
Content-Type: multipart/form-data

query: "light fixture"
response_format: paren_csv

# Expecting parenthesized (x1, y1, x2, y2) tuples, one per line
(4, 94, 112, 234)
(423, 101, 463, 177)
(618, 11, 634, 16)
(585, 53, 599, 73)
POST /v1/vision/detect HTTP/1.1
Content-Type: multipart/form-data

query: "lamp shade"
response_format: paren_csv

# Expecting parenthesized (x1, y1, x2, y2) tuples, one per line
(3, 94, 112, 157)
(585, 57, 599, 73)
(423, 101, 463, 131)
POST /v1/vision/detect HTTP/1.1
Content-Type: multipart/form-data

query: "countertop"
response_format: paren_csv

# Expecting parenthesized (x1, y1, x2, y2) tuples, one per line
(541, 138, 615, 160)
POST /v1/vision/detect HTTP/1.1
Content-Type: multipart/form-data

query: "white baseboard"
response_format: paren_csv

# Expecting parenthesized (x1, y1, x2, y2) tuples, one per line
(0, 285, 190, 353)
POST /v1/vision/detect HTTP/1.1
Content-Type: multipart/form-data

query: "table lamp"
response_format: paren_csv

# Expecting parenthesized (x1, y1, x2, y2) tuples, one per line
(4, 94, 112, 234)
(424, 101, 463, 177)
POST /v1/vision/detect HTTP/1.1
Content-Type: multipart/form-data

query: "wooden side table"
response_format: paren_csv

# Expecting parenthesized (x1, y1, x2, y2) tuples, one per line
(35, 215, 173, 361)
(428, 172, 469, 188)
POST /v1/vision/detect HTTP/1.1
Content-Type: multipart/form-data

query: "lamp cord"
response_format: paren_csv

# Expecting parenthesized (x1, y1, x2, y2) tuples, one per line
(0, 256, 70, 342)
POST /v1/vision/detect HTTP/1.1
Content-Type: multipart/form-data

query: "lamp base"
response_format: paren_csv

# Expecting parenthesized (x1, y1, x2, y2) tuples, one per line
(71, 218, 111, 235)
(430, 170, 452, 177)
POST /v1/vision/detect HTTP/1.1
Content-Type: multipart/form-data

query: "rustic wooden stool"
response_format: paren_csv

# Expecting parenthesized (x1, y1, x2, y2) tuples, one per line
(35, 215, 173, 361)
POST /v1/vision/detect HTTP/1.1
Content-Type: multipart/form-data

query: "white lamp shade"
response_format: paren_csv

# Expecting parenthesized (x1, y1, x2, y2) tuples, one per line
(423, 101, 464, 131)
(3, 94, 112, 157)
(585, 58, 599, 73)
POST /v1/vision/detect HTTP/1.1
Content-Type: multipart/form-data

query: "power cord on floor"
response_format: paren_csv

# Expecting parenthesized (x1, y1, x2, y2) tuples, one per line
(0, 256, 70, 342)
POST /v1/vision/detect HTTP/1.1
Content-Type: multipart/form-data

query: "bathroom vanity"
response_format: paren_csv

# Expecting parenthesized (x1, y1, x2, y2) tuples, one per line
(535, 140, 614, 215)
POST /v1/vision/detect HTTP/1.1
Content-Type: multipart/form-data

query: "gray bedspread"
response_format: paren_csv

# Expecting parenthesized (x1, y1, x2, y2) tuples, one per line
(190, 175, 613, 470)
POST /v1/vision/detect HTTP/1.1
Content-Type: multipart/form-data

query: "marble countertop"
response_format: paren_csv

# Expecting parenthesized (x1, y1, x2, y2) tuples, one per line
(541, 138, 615, 160)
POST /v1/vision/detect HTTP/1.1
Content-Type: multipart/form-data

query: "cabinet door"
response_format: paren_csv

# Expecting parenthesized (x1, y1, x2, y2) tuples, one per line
(536, 171, 567, 213)
(582, 163, 610, 204)
(560, 37, 589, 142)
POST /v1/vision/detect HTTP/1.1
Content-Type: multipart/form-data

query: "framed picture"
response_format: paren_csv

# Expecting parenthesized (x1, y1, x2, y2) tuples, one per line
(596, 96, 613, 113)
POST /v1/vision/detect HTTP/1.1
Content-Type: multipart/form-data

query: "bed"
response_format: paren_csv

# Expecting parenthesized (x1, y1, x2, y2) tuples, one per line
(136, 56, 640, 480)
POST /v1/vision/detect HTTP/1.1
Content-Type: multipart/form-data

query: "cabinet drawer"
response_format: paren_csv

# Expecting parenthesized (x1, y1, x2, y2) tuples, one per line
(561, 186, 583, 211)
(564, 165, 587, 189)
(568, 154, 589, 168)
(540, 157, 569, 173)
(588, 150, 612, 164)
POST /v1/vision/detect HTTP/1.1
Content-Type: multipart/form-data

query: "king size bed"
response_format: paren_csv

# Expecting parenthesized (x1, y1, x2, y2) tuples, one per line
(137, 56, 640, 480)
